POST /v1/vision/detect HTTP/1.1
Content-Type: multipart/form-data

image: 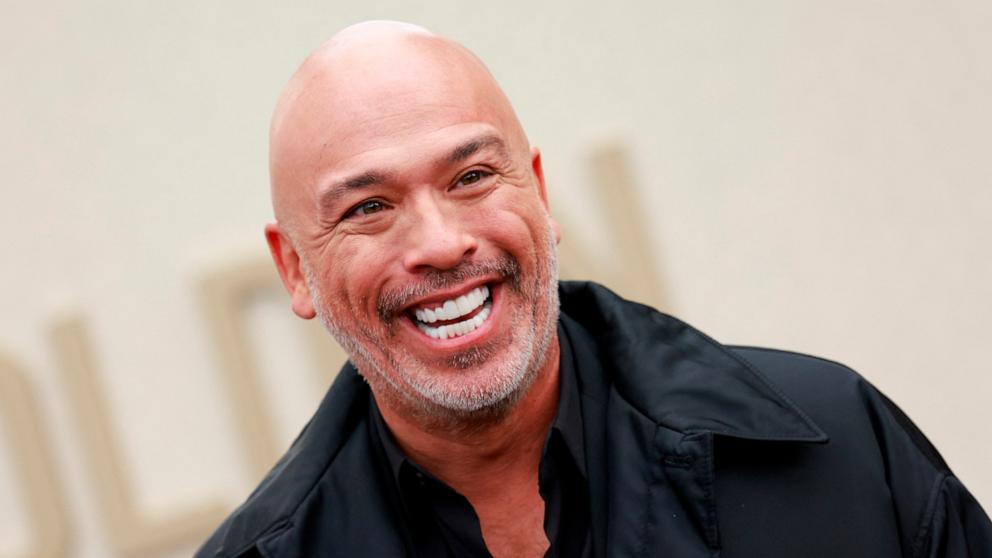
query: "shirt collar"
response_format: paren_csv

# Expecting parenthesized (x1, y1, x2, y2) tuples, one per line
(551, 321, 587, 477)
(369, 395, 409, 484)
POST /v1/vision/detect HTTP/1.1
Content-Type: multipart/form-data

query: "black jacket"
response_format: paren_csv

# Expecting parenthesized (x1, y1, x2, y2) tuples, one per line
(198, 281, 991, 557)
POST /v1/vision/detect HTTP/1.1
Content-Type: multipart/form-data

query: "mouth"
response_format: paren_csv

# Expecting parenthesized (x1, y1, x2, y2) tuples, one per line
(406, 283, 495, 340)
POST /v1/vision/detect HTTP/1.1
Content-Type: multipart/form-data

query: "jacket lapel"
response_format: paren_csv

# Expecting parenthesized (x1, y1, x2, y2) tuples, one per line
(559, 281, 827, 443)
(208, 367, 411, 557)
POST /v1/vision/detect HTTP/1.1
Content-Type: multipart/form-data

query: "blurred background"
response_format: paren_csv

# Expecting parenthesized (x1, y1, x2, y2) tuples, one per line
(2, 1, 990, 556)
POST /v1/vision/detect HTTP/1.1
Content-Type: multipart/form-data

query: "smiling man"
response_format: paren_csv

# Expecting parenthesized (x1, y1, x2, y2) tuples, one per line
(198, 21, 990, 558)
(267, 22, 560, 430)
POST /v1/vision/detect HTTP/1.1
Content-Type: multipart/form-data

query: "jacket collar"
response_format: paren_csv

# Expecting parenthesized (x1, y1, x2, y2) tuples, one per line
(204, 280, 827, 557)
(559, 281, 827, 443)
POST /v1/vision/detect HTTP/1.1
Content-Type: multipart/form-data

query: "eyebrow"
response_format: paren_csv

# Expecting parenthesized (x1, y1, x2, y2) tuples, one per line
(318, 170, 393, 215)
(317, 133, 509, 215)
(444, 134, 508, 164)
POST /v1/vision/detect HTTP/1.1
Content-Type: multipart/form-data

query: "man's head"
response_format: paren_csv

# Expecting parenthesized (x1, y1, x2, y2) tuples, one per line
(265, 21, 561, 425)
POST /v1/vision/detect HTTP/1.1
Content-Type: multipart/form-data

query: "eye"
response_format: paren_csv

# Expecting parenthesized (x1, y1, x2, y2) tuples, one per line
(345, 199, 389, 219)
(456, 170, 492, 187)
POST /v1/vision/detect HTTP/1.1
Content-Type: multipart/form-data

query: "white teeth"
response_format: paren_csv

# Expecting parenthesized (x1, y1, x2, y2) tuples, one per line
(415, 300, 493, 340)
(455, 295, 472, 315)
(411, 286, 493, 340)
(441, 300, 458, 320)
(414, 286, 489, 322)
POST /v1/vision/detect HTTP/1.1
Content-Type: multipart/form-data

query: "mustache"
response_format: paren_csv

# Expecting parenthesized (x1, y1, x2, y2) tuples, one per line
(377, 254, 521, 323)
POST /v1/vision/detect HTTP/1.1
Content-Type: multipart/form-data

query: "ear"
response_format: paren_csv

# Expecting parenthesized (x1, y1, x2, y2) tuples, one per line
(530, 146, 561, 244)
(265, 222, 316, 319)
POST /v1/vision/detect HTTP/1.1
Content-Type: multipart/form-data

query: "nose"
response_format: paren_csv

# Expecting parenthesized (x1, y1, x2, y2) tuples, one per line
(400, 194, 478, 273)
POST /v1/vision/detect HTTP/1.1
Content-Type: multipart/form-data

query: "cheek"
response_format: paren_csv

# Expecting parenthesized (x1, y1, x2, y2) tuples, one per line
(320, 239, 388, 313)
(477, 185, 550, 233)
(483, 203, 553, 248)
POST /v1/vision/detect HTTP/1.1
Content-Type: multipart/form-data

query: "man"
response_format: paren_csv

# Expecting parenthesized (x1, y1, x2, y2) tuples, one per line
(198, 21, 991, 557)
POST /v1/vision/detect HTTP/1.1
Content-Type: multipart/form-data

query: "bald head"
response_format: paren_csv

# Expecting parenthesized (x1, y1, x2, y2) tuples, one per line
(269, 21, 530, 236)
(269, 21, 435, 143)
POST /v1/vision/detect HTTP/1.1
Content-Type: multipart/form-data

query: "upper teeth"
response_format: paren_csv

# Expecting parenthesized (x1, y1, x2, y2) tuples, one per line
(414, 285, 489, 323)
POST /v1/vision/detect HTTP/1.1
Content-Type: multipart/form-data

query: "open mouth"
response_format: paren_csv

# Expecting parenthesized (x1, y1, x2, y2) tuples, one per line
(408, 284, 493, 340)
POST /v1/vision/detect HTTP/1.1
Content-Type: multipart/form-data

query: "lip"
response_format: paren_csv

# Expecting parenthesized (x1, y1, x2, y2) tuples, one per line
(399, 281, 503, 352)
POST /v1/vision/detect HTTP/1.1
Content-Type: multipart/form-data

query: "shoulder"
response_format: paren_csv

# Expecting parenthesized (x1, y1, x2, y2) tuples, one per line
(728, 345, 950, 474)
(729, 345, 876, 396)
(722, 346, 966, 555)
(727, 346, 878, 418)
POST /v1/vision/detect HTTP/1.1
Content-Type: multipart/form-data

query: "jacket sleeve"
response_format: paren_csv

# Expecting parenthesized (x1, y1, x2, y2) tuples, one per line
(916, 474, 992, 557)
(872, 391, 992, 558)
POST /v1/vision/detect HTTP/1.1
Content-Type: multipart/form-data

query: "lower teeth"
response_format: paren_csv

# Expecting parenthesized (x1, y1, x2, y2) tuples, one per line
(416, 300, 492, 340)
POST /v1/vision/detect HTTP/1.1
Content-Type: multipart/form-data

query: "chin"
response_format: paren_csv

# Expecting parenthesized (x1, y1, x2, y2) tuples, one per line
(363, 322, 550, 429)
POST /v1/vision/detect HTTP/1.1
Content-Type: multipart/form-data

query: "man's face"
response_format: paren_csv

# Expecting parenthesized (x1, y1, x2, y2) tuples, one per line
(274, 67, 561, 418)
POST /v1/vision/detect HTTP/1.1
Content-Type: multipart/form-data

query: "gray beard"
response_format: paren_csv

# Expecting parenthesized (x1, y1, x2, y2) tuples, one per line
(302, 227, 560, 428)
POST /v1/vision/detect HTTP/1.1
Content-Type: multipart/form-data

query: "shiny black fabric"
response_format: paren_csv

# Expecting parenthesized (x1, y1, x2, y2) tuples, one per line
(367, 323, 590, 557)
(197, 281, 992, 557)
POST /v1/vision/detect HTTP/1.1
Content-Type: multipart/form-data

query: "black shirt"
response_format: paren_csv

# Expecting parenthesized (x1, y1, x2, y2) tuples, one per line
(369, 324, 591, 557)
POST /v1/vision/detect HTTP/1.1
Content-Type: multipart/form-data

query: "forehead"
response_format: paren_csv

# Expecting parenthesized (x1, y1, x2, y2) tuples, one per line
(297, 85, 516, 201)
(270, 35, 526, 208)
(318, 90, 496, 167)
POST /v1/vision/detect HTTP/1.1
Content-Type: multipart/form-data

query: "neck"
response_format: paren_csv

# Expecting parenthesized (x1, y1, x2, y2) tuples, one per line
(376, 335, 561, 495)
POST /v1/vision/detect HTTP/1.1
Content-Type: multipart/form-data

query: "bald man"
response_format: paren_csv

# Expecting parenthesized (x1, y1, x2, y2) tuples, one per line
(198, 22, 990, 558)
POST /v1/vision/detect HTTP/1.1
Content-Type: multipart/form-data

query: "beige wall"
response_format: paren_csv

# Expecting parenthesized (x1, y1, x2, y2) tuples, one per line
(2, 2, 990, 556)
